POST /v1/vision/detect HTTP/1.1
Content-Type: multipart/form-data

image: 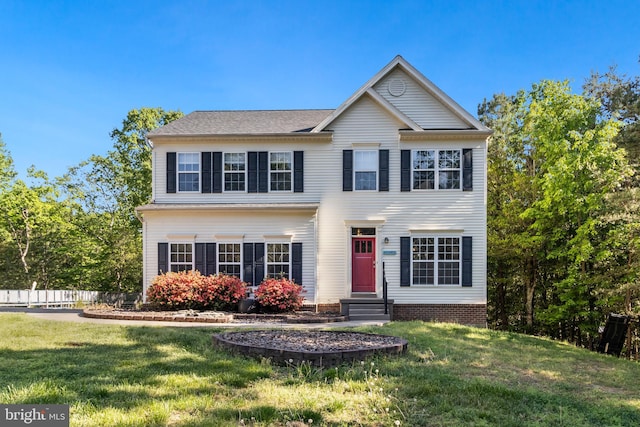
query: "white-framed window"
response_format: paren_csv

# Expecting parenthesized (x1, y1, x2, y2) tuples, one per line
(178, 152, 200, 192)
(224, 152, 246, 192)
(170, 243, 194, 272)
(266, 243, 290, 278)
(218, 243, 242, 277)
(412, 237, 460, 285)
(412, 149, 461, 190)
(354, 150, 378, 191)
(269, 152, 292, 191)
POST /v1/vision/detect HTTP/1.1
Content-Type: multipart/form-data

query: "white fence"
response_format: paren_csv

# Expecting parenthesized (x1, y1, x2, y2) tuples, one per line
(0, 290, 101, 307)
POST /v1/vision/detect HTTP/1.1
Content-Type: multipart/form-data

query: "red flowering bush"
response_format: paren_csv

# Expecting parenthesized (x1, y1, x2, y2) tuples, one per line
(147, 271, 247, 311)
(147, 270, 202, 310)
(254, 277, 304, 313)
(198, 273, 247, 311)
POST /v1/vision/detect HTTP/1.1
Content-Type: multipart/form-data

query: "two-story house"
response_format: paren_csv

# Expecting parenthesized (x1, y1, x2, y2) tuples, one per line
(137, 55, 491, 326)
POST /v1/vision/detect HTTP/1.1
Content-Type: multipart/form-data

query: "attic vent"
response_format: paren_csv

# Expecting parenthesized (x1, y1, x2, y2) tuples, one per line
(388, 78, 406, 97)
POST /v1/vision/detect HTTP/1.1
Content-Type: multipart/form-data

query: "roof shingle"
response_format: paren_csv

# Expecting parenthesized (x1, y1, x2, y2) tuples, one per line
(148, 110, 334, 136)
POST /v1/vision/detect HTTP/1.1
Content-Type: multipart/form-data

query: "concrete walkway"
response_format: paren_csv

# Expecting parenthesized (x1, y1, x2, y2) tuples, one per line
(0, 307, 389, 329)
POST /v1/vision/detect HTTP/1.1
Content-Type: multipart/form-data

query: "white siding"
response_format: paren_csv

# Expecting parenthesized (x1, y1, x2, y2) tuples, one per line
(141, 209, 317, 302)
(152, 139, 329, 204)
(316, 97, 487, 305)
(373, 68, 469, 129)
(142, 67, 488, 308)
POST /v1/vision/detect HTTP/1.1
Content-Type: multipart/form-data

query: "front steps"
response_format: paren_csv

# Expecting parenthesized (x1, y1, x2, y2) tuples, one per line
(340, 297, 393, 321)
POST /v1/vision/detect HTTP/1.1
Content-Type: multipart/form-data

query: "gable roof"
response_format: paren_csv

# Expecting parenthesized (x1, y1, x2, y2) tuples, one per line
(147, 56, 490, 139)
(148, 110, 333, 136)
(311, 55, 491, 134)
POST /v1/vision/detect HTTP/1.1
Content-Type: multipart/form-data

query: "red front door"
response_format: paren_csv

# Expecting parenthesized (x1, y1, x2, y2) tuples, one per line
(352, 237, 376, 292)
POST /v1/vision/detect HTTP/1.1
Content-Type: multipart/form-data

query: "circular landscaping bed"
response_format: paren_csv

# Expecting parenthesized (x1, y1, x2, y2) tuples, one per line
(213, 330, 408, 367)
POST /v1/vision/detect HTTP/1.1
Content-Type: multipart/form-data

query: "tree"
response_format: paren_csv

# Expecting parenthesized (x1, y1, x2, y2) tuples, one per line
(60, 107, 183, 291)
(108, 107, 184, 224)
(0, 168, 77, 289)
(583, 64, 640, 168)
(481, 81, 633, 340)
(0, 134, 16, 191)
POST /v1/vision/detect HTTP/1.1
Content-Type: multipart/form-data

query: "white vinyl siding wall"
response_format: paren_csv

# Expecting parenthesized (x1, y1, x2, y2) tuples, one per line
(373, 68, 469, 129)
(316, 97, 486, 305)
(144, 71, 487, 307)
(141, 209, 317, 302)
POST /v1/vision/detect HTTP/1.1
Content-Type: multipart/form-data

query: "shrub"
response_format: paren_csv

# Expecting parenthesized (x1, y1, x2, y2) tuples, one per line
(199, 274, 247, 311)
(255, 277, 304, 313)
(147, 271, 247, 311)
(147, 270, 202, 310)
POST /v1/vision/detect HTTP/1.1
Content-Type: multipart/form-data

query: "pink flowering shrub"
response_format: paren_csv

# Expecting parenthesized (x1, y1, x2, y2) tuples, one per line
(198, 273, 247, 311)
(147, 270, 202, 310)
(147, 271, 247, 311)
(254, 277, 304, 313)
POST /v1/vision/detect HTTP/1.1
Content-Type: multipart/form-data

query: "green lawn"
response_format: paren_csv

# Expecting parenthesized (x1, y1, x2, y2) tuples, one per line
(0, 314, 638, 426)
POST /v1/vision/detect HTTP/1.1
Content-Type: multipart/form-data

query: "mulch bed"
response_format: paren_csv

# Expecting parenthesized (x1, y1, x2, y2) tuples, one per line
(213, 330, 408, 367)
(82, 308, 347, 324)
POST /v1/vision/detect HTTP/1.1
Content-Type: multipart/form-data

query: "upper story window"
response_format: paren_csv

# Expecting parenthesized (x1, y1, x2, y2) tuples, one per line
(170, 243, 193, 272)
(224, 153, 246, 192)
(411, 236, 460, 285)
(178, 153, 200, 192)
(270, 152, 292, 191)
(412, 149, 461, 190)
(354, 150, 378, 191)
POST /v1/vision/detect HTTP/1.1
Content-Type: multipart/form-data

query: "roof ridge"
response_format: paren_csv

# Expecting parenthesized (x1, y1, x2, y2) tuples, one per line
(190, 109, 335, 113)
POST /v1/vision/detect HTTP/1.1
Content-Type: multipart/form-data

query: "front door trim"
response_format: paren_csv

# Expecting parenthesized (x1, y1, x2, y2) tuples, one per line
(351, 233, 376, 293)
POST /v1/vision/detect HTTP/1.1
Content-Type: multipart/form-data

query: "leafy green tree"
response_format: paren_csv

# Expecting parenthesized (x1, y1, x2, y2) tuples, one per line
(481, 81, 633, 340)
(108, 107, 183, 223)
(584, 64, 640, 169)
(0, 168, 77, 289)
(60, 107, 183, 291)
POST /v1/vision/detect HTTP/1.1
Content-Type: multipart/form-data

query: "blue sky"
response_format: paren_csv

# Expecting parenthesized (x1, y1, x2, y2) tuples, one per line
(1, 0, 638, 179)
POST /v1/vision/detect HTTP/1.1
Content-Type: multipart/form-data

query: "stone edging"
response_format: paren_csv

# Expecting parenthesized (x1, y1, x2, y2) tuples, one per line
(82, 309, 232, 323)
(213, 330, 408, 367)
(81, 309, 348, 324)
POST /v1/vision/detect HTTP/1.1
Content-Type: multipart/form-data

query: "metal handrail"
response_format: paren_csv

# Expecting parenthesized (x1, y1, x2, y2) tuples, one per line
(382, 262, 388, 315)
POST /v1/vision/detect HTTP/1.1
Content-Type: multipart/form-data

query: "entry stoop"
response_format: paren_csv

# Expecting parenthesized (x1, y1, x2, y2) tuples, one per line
(340, 298, 393, 321)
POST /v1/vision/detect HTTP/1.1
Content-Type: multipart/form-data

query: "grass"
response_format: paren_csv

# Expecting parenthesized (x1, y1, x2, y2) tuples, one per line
(0, 315, 638, 427)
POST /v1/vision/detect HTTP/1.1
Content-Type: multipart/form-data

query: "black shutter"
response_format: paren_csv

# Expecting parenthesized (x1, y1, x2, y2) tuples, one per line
(462, 149, 473, 191)
(166, 152, 176, 193)
(400, 237, 411, 287)
(291, 243, 302, 284)
(379, 149, 389, 191)
(343, 150, 353, 191)
(400, 150, 411, 192)
(213, 152, 223, 193)
(195, 243, 206, 273)
(254, 243, 265, 283)
(158, 243, 168, 274)
(243, 243, 255, 284)
(248, 152, 258, 193)
(258, 151, 269, 193)
(206, 243, 217, 275)
(201, 152, 212, 193)
(293, 151, 304, 193)
(462, 236, 472, 287)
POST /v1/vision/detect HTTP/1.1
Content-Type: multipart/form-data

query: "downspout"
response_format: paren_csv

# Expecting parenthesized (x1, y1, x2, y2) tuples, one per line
(313, 209, 319, 312)
(135, 209, 148, 303)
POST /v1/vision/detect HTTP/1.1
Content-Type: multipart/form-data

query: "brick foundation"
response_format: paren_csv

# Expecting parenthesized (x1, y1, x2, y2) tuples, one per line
(315, 303, 341, 313)
(393, 304, 487, 327)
